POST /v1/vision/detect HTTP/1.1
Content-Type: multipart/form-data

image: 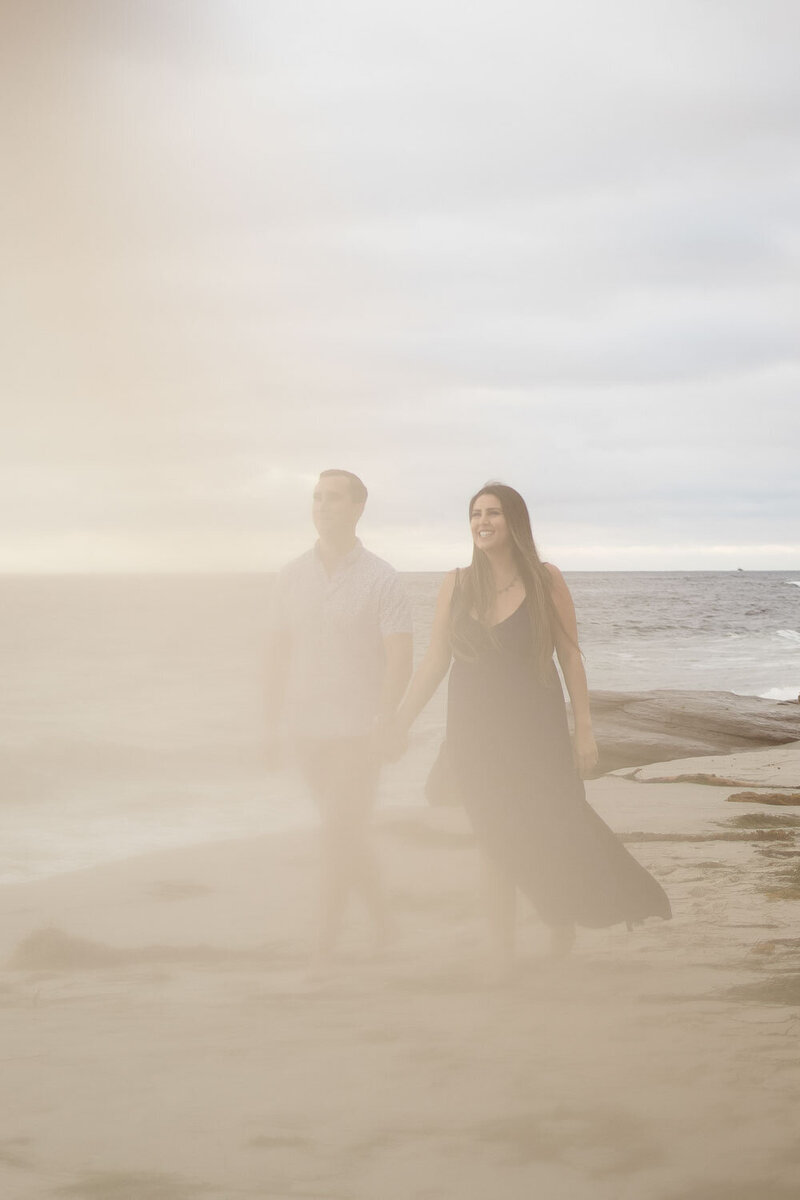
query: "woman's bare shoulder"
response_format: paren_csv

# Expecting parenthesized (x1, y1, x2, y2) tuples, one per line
(439, 567, 461, 592)
(542, 561, 565, 583)
(437, 566, 469, 603)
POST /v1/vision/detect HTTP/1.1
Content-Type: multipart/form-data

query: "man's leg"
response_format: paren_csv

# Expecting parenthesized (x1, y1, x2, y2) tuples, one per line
(320, 738, 390, 952)
(301, 738, 388, 961)
(338, 738, 392, 949)
(297, 741, 348, 961)
(317, 808, 351, 961)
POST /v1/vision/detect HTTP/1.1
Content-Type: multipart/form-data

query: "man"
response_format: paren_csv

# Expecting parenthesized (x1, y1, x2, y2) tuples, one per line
(266, 470, 413, 966)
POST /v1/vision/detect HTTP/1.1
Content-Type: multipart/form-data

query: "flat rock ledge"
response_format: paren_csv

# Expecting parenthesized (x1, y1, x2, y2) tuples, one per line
(588, 689, 800, 774)
(615, 741, 800, 790)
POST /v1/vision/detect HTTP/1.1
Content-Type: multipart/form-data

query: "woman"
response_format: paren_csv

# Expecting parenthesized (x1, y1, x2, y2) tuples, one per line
(390, 483, 670, 979)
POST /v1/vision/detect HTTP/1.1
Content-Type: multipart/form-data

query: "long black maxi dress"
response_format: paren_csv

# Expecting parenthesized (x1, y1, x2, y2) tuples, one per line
(446, 602, 671, 929)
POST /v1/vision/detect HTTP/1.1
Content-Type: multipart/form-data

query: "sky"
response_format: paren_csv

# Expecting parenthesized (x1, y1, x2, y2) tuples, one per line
(2, 0, 799, 571)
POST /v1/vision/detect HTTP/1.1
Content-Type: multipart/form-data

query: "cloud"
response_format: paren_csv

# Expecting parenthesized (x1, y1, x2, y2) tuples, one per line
(1, 0, 798, 569)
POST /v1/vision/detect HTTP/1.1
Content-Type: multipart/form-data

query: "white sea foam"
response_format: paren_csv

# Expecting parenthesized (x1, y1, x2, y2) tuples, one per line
(788, 581, 800, 588)
(759, 685, 800, 702)
(776, 628, 800, 645)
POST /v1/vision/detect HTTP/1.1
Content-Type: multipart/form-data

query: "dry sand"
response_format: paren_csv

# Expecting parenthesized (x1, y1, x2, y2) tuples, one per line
(2, 750, 800, 1199)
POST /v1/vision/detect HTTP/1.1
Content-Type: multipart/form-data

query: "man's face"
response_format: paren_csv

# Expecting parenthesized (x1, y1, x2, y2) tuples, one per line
(311, 474, 363, 539)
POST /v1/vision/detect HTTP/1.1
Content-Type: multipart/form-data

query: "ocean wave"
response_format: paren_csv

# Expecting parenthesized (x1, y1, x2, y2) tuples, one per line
(776, 629, 800, 645)
(788, 581, 800, 588)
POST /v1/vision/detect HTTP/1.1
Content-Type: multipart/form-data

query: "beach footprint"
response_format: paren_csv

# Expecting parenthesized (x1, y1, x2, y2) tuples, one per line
(54, 1169, 216, 1200)
(148, 879, 214, 902)
(474, 1104, 663, 1177)
(0, 1136, 33, 1170)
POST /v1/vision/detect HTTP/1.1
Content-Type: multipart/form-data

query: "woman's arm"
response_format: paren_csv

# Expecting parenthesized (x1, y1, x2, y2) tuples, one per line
(544, 563, 599, 777)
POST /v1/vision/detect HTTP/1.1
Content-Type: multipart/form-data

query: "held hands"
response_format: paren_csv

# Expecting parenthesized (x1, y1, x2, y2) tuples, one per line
(373, 714, 409, 763)
(573, 727, 599, 778)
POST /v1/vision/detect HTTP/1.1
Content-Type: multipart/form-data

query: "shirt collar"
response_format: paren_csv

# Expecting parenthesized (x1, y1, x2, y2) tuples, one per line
(313, 537, 364, 576)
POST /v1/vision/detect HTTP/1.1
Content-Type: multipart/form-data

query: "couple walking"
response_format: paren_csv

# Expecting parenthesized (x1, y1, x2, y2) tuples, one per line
(266, 470, 670, 979)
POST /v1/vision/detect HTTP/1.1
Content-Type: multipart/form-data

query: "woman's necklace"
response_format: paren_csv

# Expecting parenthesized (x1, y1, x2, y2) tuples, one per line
(495, 575, 519, 595)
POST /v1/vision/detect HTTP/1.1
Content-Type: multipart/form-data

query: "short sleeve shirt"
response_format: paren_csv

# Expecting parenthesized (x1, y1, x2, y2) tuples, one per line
(271, 540, 412, 738)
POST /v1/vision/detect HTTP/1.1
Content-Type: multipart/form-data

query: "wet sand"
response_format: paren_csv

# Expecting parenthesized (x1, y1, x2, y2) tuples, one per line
(2, 748, 800, 1199)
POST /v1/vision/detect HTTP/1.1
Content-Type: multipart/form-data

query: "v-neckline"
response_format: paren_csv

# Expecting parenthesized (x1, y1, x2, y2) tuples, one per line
(487, 599, 526, 629)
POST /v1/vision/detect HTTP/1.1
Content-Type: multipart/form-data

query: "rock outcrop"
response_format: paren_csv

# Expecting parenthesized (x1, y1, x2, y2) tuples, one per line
(587, 690, 800, 774)
(727, 791, 800, 805)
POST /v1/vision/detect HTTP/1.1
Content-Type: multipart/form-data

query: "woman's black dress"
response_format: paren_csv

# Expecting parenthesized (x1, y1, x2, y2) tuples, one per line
(447, 602, 671, 929)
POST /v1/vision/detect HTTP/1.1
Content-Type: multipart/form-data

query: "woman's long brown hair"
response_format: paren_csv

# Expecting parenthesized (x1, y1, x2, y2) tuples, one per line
(450, 483, 570, 680)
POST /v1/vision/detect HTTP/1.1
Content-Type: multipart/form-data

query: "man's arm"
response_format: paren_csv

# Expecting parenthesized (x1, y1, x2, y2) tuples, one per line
(390, 570, 456, 743)
(378, 631, 413, 724)
(375, 569, 414, 728)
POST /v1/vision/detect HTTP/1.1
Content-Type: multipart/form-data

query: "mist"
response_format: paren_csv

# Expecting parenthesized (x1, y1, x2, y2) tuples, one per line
(2, 6, 800, 1199)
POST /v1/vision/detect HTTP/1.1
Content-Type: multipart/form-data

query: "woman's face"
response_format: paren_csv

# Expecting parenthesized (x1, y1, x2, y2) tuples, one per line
(470, 493, 509, 554)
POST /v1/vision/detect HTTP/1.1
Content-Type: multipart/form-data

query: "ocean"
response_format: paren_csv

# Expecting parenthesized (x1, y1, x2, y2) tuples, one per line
(1, 571, 798, 884)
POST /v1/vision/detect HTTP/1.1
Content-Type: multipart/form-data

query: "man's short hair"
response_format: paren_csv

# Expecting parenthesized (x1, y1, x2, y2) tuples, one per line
(319, 469, 368, 505)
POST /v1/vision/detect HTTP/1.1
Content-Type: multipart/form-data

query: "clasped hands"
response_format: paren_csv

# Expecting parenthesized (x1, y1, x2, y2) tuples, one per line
(373, 715, 409, 762)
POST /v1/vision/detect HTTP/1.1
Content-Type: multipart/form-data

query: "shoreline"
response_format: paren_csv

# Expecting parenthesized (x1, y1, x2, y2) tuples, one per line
(2, 687, 798, 888)
(4, 734, 799, 907)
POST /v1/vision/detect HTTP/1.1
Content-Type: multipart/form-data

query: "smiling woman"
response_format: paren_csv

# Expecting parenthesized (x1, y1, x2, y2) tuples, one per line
(388, 482, 671, 981)
(452, 483, 566, 681)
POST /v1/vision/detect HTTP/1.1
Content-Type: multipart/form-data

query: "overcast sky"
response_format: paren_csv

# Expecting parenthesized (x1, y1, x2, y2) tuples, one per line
(2, 0, 799, 571)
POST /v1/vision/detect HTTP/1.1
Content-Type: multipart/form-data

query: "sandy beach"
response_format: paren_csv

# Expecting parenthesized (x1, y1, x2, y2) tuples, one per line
(2, 746, 800, 1200)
